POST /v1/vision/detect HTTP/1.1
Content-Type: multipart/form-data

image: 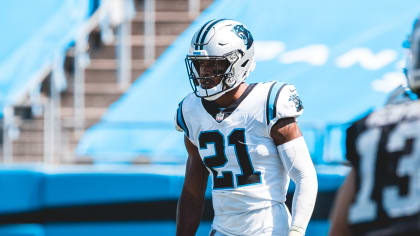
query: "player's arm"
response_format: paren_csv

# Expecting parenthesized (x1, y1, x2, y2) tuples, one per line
(176, 136, 209, 236)
(328, 168, 355, 236)
(271, 117, 318, 236)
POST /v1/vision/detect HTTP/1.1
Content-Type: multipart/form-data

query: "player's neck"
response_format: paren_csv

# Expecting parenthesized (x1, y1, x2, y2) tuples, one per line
(215, 83, 248, 107)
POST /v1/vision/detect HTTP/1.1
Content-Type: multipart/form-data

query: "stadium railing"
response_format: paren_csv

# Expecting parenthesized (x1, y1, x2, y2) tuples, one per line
(0, 0, 135, 163)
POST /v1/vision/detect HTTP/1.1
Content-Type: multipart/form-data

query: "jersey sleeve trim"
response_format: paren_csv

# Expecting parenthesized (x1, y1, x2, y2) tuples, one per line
(176, 100, 190, 137)
(266, 82, 288, 125)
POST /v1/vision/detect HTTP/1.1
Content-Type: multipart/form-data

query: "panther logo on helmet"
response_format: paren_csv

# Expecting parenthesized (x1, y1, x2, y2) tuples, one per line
(233, 25, 254, 50)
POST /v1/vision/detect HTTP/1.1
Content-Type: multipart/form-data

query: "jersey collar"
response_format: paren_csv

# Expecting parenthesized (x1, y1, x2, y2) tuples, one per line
(201, 83, 257, 123)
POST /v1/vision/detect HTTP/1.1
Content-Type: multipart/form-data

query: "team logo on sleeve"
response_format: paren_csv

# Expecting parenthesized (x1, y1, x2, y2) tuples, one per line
(289, 94, 303, 112)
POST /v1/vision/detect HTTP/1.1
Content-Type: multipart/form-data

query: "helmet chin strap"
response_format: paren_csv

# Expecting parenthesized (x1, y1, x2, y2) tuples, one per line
(202, 77, 244, 101)
(197, 82, 224, 100)
(203, 91, 225, 101)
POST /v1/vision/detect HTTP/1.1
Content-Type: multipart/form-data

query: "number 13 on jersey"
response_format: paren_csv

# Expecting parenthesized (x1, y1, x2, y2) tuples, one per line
(350, 120, 420, 223)
(198, 128, 261, 189)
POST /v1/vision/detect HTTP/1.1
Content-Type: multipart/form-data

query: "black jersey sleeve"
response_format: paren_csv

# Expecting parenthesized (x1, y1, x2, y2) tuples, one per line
(345, 122, 359, 167)
(345, 114, 370, 168)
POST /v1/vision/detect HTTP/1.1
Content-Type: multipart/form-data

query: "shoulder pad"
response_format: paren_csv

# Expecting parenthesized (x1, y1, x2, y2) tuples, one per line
(266, 82, 304, 127)
(174, 99, 190, 137)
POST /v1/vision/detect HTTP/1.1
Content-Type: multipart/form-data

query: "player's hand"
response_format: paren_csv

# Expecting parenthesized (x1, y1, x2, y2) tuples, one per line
(288, 230, 304, 236)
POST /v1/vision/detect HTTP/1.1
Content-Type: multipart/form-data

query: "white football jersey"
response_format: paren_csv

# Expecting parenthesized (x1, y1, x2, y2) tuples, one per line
(175, 81, 303, 234)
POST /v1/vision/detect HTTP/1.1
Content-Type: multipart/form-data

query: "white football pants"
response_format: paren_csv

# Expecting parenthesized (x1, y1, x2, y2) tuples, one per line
(210, 202, 291, 236)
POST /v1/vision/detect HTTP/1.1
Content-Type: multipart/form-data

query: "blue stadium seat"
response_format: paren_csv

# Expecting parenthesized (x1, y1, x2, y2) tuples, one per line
(0, 0, 91, 116)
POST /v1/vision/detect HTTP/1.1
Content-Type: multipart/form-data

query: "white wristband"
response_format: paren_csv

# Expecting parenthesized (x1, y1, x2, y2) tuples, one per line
(288, 230, 304, 236)
(289, 225, 305, 235)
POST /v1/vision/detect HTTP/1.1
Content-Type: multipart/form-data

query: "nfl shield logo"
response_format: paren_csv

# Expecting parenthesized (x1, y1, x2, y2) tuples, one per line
(216, 112, 224, 122)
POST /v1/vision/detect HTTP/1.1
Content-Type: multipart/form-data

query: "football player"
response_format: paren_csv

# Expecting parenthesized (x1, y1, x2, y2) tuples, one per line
(329, 16, 420, 236)
(175, 19, 318, 236)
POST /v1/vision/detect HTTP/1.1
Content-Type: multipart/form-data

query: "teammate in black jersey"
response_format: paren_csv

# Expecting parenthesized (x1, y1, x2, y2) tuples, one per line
(329, 16, 420, 236)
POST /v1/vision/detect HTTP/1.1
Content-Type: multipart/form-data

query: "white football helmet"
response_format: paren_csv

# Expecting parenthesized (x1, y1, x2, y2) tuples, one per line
(406, 16, 420, 94)
(185, 19, 256, 100)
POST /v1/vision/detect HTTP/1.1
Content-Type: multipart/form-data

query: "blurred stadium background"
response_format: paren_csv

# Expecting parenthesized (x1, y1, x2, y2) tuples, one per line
(0, 0, 419, 235)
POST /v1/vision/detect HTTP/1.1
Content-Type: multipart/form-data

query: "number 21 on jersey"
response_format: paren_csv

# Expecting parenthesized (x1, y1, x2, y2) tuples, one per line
(198, 128, 261, 189)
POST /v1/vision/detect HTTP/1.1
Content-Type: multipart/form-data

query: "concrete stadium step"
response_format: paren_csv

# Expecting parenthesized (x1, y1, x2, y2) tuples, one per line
(12, 129, 83, 162)
(19, 119, 44, 132)
(13, 132, 44, 143)
(65, 82, 129, 94)
(91, 43, 168, 60)
(61, 107, 109, 119)
(14, 127, 82, 144)
(18, 117, 101, 134)
(85, 70, 143, 84)
(132, 11, 193, 36)
(13, 131, 80, 145)
(88, 58, 150, 70)
(12, 143, 43, 156)
(7, 155, 45, 163)
(62, 93, 122, 107)
(135, 0, 213, 12)
(61, 117, 102, 130)
(16, 107, 108, 131)
(90, 35, 177, 60)
(130, 35, 178, 46)
(85, 58, 149, 83)
(11, 138, 83, 162)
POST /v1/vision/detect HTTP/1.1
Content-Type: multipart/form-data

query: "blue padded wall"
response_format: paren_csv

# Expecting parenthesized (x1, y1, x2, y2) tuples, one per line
(0, 164, 348, 235)
(0, 224, 44, 236)
(0, 168, 43, 214)
(42, 165, 187, 207)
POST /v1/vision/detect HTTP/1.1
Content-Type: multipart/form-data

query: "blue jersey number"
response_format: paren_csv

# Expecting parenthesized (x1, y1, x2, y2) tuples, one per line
(199, 129, 261, 189)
